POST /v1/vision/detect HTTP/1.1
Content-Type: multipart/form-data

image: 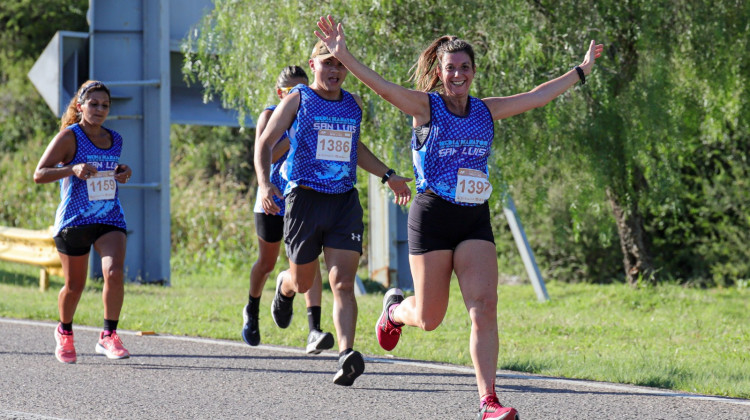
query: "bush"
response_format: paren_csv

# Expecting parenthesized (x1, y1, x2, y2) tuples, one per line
(170, 124, 257, 273)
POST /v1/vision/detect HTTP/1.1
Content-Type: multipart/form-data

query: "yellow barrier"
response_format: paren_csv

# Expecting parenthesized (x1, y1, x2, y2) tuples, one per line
(0, 226, 62, 291)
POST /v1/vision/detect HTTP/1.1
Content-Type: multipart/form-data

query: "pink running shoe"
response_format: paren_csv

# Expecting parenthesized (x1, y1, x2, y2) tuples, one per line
(375, 288, 404, 351)
(54, 328, 76, 364)
(477, 394, 519, 420)
(95, 331, 130, 359)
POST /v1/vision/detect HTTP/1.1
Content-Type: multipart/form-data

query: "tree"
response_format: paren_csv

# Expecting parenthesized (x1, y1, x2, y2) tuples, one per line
(0, 0, 89, 153)
(184, 0, 750, 285)
(0, 0, 90, 228)
(0, 0, 88, 60)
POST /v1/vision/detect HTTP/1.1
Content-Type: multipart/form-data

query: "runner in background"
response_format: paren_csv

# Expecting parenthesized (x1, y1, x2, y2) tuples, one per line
(255, 40, 412, 386)
(34, 80, 133, 364)
(245, 66, 334, 355)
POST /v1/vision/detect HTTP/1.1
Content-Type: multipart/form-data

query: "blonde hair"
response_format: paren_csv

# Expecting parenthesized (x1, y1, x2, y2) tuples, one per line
(60, 80, 111, 130)
(410, 36, 476, 93)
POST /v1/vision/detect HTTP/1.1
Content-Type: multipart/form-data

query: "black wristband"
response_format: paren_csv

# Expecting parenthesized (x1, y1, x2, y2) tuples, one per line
(574, 66, 586, 85)
(381, 168, 395, 184)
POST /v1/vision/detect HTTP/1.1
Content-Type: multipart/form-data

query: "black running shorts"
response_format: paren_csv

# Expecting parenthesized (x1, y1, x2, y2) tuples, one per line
(408, 191, 494, 255)
(254, 212, 284, 243)
(54, 223, 127, 256)
(284, 187, 364, 265)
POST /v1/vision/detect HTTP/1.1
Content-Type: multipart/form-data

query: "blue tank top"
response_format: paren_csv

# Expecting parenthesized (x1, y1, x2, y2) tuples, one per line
(411, 92, 494, 206)
(253, 105, 289, 215)
(282, 84, 361, 195)
(53, 123, 127, 234)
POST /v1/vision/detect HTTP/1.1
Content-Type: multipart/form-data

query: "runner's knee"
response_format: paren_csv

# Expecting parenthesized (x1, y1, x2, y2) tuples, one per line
(467, 295, 498, 328)
(252, 258, 276, 275)
(103, 265, 124, 283)
(329, 276, 354, 294)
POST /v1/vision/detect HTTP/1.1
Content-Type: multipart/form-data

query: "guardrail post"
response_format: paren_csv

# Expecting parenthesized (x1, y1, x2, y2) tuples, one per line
(40, 269, 50, 292)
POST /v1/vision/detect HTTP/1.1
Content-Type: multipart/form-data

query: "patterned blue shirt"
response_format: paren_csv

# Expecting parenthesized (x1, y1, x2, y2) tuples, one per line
(53, 123, 127, 234)
(412, 92, 494, 206)
(282, 84, 362, 195)
(253, 105, 289, 215)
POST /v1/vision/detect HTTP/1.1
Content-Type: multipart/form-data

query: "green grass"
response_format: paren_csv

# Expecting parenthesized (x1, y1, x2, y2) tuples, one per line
(1, 260, 748, 399)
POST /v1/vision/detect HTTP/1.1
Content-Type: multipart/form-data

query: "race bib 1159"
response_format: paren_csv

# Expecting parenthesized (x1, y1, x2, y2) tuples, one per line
(86, 170, 116, 201)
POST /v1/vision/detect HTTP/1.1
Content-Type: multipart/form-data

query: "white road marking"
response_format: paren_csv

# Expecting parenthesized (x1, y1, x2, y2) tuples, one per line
(3, 318, 748, 407)
(0, 409, 70, 420)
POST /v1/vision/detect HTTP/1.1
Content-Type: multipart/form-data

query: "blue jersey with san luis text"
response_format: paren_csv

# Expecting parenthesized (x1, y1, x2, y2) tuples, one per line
(53, 123, 127, 235)
(282, 84, 361, 195)
(253, 105, 289, 215)
(412, 92, 494, 206)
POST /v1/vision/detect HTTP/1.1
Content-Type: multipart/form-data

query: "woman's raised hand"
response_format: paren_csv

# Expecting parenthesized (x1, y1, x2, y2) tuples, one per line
(580, 40, 604, 75)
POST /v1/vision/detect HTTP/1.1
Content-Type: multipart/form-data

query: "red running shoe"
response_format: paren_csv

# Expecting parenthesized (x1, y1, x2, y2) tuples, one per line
(477, 394, 519, 420)
(375, 288, 404, 351)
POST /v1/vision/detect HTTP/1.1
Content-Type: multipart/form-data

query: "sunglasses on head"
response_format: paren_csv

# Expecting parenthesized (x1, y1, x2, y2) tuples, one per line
(79, 82, 110, 101)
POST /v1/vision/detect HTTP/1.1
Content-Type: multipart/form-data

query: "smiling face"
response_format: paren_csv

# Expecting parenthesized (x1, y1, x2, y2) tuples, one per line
(76, 90, 111, 126)
(438, 51, 475, 97)
(309, 56, 348, 95)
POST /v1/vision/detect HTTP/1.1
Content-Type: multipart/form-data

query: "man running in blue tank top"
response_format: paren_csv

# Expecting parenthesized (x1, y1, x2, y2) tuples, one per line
(314, 14, 603, 419)
(255, 39, 412, 386)
(245, 66, 334, 355)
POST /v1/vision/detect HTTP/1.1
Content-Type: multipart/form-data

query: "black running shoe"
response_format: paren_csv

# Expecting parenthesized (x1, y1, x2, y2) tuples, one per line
(306, 329, 334, 354)
(270, 273, 294, 328)
(333, 350, 365, 386)
(241, 304, 260, 346)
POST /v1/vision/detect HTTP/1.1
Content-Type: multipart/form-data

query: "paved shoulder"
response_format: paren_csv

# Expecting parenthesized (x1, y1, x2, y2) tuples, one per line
(1, 318, 748, 419)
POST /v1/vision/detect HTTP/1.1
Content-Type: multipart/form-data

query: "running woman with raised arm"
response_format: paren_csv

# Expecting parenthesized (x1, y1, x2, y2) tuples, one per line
(314, 15, 602, 418)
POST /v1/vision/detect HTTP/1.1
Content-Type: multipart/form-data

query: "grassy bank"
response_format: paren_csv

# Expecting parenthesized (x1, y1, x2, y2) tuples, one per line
(1, 260, 747, 399)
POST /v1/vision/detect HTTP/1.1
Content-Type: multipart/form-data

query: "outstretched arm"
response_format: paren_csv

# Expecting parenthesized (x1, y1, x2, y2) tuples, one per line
(315, 15, 430, 123)
(483, 40, 604, 121)
(357, 142, 412, 206)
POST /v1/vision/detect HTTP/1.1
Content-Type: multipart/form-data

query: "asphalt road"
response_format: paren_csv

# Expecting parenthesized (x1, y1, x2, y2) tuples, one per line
(1, 318, 748, 419)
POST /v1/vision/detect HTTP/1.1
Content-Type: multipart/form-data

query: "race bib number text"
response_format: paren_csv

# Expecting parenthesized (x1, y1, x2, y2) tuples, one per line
(316, 129, 352, 162)
(455, 168, 492, 204)
(86, 170, 117, 201)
